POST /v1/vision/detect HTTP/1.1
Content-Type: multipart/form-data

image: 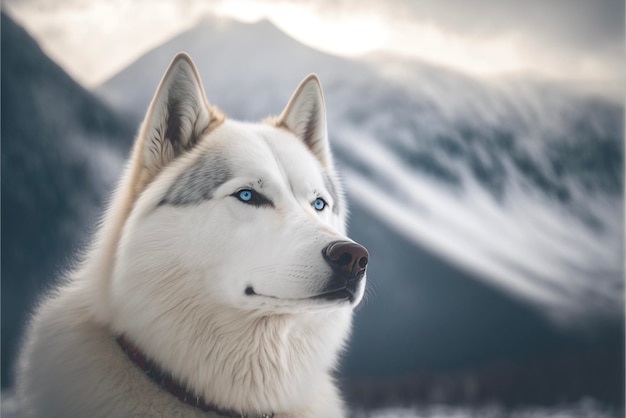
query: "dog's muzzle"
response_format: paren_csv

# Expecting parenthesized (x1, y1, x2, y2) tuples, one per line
(316, 241, 369, 302)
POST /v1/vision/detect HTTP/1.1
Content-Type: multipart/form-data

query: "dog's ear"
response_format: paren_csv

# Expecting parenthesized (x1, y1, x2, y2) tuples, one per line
(135, 53, 220, 187)
(278, 74, 331, 168)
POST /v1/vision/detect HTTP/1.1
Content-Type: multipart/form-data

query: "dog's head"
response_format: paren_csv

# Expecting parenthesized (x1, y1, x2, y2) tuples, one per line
(108, 54, 368, 323)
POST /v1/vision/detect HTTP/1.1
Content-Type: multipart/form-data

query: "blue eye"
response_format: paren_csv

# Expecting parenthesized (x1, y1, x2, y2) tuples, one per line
(313, 198, 326, 211)
(238, 189, 253, 202)
(233, 189, 274, 207)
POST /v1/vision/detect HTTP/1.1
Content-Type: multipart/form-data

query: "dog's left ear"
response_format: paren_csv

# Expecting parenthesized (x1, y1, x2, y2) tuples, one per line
(278, 74, 331, 168)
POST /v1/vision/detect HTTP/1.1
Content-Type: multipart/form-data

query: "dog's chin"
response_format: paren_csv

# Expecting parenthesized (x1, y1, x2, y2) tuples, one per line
(311, 287, 358, 303)
(244, 282, 365, 311)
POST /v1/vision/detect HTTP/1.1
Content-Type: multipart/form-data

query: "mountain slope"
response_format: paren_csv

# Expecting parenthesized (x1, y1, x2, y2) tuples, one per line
(1, 12, 135, 388)
(343, 201, 623, 406)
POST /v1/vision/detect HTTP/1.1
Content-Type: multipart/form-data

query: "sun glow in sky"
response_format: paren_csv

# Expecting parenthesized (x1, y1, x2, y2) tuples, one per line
(215, 1, 388, 57)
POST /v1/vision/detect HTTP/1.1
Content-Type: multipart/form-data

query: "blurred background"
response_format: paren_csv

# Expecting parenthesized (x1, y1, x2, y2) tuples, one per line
(1, 0, 624, 416)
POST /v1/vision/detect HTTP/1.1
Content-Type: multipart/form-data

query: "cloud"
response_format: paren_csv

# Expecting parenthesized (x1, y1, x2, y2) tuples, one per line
(7, 0, 623, 51)
(315, 0, 624, 49)
(4, 0, 623, 95)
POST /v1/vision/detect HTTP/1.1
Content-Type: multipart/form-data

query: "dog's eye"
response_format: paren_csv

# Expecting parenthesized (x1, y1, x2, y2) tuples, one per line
(233, 189, 273, 207)
(313, 197, 327, 211)
(238, 189, 253, 202)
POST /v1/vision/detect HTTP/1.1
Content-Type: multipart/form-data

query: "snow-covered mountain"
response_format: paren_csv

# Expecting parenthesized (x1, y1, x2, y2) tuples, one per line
(97, 16, 624, 324)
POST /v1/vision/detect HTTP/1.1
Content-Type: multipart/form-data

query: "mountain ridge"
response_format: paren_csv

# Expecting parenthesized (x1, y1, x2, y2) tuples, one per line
(1, 11, 135, 388)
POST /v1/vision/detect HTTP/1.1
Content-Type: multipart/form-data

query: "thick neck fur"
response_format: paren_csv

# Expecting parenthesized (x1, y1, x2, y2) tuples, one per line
(105, 266, 352, 414)
(19, 62, 357, 418)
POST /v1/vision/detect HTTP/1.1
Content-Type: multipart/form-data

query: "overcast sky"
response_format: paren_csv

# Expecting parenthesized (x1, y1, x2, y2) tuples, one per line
(4, 0, 624, 98)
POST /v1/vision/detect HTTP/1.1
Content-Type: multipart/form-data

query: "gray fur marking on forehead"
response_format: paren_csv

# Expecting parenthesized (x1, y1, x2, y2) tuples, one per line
(159, 152, 231, 206)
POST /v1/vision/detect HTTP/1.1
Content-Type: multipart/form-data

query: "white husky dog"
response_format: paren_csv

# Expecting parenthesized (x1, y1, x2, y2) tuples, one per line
(16, 53, 369, 418)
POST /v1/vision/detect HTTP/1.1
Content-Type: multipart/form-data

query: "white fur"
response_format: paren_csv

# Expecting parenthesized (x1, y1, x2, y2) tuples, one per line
(17, 53, 365, 417)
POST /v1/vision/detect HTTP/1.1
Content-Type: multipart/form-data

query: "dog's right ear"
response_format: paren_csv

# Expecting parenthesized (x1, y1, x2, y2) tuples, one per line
(132, 53, 221, 192)
(277, 74, 332, 169)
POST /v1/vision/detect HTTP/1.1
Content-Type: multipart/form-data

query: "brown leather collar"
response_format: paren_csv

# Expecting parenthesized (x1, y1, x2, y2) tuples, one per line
(117, 335, 274, 418)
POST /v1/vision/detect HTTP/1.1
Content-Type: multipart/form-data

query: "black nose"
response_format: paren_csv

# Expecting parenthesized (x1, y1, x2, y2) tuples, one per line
(322, 241, 369, 279)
